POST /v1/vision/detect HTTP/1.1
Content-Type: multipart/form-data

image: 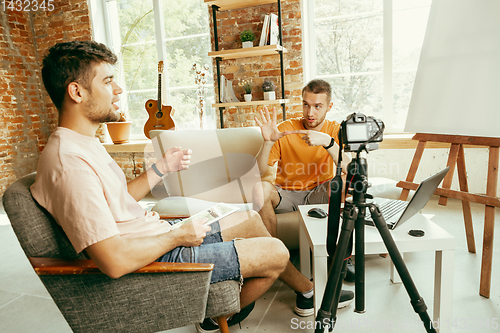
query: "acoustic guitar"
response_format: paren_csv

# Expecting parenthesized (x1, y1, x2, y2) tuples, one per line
(144, 61, 175, 138)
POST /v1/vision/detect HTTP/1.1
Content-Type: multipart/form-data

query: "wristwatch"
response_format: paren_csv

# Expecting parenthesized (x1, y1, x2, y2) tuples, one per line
(323, 137, 335, 150)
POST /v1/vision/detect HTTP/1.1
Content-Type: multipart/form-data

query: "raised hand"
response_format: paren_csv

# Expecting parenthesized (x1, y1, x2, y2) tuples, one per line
(254, 107, 290, 142)
(156, 147, 192, 174)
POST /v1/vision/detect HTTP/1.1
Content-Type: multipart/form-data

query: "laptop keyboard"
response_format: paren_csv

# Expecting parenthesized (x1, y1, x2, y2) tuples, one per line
(365, 200, 409, 223)
(380, 200, 409, 220)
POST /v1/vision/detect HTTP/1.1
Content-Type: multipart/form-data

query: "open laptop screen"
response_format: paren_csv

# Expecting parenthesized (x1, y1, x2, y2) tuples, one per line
(395, 166, 450, 227)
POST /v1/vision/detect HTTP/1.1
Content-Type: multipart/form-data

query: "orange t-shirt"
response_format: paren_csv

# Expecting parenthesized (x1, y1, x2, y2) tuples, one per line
(268, 118, 341, 191)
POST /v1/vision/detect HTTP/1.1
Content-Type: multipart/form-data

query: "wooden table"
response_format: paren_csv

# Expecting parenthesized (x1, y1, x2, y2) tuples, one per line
(298, 204, 455, 333)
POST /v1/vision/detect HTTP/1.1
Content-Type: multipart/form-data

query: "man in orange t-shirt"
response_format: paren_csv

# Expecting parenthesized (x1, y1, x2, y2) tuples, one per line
(252, 79, 353, 316)
(253, 79, 350, 236)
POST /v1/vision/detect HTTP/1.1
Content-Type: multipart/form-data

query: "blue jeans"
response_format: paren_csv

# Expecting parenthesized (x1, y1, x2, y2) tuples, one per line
(156, 221, 241, 284)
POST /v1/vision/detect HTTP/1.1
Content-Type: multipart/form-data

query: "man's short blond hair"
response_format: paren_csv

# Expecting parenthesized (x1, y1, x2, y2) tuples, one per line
(302, 79, 332, 104)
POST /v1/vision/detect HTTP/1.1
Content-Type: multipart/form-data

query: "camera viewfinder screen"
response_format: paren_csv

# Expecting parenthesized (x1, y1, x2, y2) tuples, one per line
(346, 124, 368, 142)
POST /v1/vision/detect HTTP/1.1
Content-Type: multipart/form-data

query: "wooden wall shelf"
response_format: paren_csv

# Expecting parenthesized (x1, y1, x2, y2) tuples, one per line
(208, 0, 286, 127)
(103, 140, 153, 153)
(204, 0, 276, 11)
(212, 99, 289, 108)
(208, 45, 286, 60)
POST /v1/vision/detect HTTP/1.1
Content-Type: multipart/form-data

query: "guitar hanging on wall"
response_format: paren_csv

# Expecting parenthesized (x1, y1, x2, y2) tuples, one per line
(144, 61, 176, 138)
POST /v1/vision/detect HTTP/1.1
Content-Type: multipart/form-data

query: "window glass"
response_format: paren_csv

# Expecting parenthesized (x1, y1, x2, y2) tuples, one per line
(314, 0, 382, 19)
(162, 0, 215, 129)
(391, 0, 432, 131)
(127, 91, 154, 135)
(314, 1, 383, 124)
(315, 13, 383, 76)
(115, 0, 215, 135)
(162, 0, 208, 37)
(327, 74, 383, 123)
(311, 0, 432, 133)
(393, 0, 431, 71)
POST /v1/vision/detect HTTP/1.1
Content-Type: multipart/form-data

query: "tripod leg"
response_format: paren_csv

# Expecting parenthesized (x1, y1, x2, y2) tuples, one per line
(325, 258, 348, 330)
(369, 203, 437, 333)
(354, 206, 366, 313)
(314, 205, 357, 333)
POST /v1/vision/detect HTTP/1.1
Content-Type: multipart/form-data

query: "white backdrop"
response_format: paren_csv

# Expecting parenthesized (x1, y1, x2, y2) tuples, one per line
(404, 0, 500, 138)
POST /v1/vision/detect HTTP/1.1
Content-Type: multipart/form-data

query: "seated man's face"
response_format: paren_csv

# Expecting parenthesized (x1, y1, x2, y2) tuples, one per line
(301, 91, 332, 130)
(83, 62, 123, 124)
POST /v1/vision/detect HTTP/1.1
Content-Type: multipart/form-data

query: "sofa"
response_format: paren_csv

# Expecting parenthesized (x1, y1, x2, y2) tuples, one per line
(150, 127, 301, 249)
(149, 127, 402, 250)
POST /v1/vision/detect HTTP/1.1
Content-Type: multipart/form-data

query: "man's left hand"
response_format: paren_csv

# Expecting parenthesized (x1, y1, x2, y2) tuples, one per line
(156, 147, 191, 174)
(290, 130, 332, 147)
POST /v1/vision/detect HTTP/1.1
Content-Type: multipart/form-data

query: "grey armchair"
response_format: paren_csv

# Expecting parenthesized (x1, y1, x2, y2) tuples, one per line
(2, 173, 240, 333)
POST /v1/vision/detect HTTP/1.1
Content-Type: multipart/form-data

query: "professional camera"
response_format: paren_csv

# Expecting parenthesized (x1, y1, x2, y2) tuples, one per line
(340, 112, 384, 152)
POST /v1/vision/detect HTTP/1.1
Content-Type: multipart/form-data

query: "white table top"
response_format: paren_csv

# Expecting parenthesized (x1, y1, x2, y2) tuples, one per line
(298, 204, 455, 257)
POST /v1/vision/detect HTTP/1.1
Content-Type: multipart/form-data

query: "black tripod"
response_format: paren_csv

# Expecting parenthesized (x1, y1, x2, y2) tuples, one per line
(314, 155, 437, 333)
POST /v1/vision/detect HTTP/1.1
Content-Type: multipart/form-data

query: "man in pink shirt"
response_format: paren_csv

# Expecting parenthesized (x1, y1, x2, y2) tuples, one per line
(31, 40, 315, 332)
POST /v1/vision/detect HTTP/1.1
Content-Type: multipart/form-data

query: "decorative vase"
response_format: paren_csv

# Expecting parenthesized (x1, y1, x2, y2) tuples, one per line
(244, 94, 252, 102)
(264, 91, 276, 100)
(106, 122, 132, 144)
(242, 41, 253, 48)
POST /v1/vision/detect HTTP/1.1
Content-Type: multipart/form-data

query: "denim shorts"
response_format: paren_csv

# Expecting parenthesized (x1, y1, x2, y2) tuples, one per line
(156, 220, 241, 284)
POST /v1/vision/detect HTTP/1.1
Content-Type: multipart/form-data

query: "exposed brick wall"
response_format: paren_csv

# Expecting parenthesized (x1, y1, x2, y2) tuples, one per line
(108, 152, 146, 181)
(1, 9, 42, 195)
(0, 1, 93, 195)
(209, 0, 304, 128)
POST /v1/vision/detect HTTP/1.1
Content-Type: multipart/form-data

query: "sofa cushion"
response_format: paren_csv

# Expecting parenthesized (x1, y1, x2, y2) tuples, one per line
(149, 127, 299, 249)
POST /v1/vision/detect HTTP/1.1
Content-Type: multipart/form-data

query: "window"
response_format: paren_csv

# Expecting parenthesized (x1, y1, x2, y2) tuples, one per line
(91, 0, 215, 137)
(304, 0, 432, 133)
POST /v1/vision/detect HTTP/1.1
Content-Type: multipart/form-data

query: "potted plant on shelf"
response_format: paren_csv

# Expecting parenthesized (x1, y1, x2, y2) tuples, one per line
(262, 78, 276, 100)
(106, 111, 132, 144)
(240, 29, 255, 48)
(238, 80, 253, 102)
